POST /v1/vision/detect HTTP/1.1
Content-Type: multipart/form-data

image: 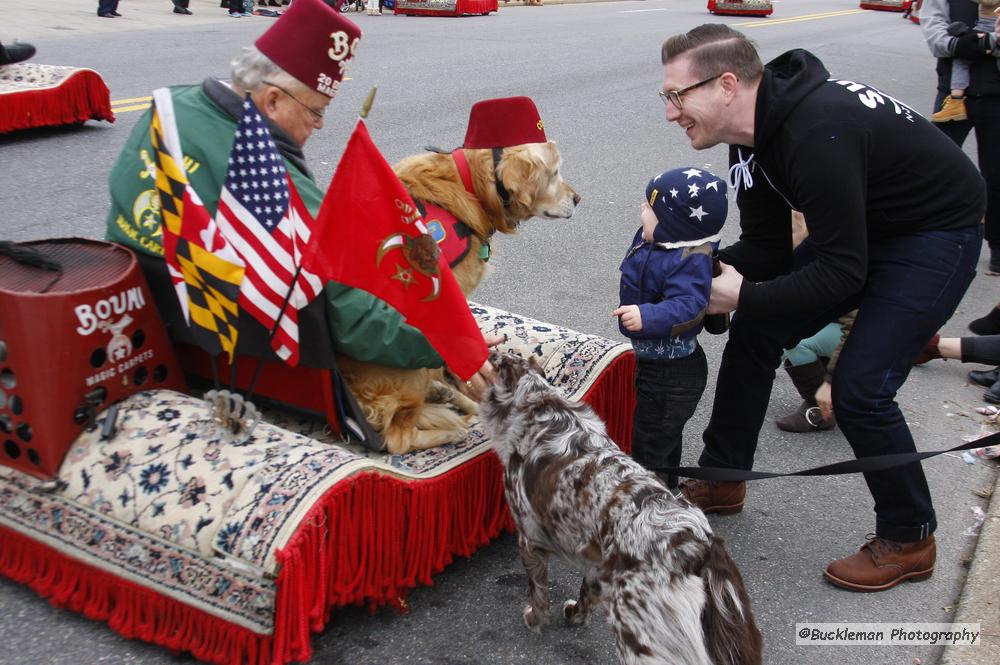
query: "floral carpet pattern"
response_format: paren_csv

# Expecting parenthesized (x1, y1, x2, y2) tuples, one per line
(0, 63, 96, 94)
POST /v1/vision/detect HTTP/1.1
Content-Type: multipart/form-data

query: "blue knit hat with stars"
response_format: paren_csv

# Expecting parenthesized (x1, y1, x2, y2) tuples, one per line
(646, 167, 727, 246)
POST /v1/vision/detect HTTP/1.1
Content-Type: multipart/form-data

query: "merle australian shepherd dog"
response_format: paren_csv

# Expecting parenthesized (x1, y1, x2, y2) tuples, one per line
(480, 352, 763, 665)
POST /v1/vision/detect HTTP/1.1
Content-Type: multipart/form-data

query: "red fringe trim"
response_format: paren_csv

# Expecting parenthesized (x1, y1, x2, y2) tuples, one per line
(0, 525, 273, 665)
(0, 351, 634, 665)
(581, 350, 635, 453)
(273, 453, 513, 663)
(0, 69, 115, 133)
(859, 1, 911, 12)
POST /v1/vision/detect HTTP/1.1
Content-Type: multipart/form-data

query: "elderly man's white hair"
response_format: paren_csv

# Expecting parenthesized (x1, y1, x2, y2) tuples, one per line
(230, 46, 309, 95)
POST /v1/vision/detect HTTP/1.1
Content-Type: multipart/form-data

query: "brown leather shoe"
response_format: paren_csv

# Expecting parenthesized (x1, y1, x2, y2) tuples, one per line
(824, 534, 935, 592)
(679, 479, 746, 515)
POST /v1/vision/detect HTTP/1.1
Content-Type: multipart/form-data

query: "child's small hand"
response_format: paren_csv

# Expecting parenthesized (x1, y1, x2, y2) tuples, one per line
(815, 381, 832, 420)
(612, 305, 643, 332)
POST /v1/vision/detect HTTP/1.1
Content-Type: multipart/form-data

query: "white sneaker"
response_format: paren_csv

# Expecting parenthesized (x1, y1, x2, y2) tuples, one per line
(228, 10, 241, 16)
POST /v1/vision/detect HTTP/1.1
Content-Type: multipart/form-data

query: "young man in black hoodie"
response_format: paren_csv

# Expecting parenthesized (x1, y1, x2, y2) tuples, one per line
(662, 24, 986, 592)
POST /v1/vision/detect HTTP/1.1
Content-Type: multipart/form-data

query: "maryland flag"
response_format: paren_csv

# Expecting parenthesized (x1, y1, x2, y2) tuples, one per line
(301, 120, 488, 380)
(149, 88, 245, 360)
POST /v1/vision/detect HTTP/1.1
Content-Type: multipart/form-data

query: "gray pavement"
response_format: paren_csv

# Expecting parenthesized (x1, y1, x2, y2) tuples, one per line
(4, 0, 590, 42)
(942, 484, 1000, 665)
(2, 1, 1000, 664)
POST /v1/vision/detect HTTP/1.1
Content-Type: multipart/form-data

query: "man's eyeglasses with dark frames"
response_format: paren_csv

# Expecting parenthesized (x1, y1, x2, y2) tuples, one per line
(659, 74, 722, 110)
(262, 80, 326, 121)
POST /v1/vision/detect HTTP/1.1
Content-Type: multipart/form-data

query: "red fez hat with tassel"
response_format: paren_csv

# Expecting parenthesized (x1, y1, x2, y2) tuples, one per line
(255, 0, 362, 98)
(462, 96, 548, 149)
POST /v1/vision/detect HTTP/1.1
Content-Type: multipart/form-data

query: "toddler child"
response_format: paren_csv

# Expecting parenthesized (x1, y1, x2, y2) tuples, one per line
(612, 167, 727, 489)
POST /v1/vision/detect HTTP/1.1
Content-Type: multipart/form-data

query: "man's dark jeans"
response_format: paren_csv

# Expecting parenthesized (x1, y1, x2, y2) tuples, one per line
(632, 345, 708, 487)
(701, 225, 983, 542)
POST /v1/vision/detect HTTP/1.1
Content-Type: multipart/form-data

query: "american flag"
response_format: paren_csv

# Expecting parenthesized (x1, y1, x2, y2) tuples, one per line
(214, 96, 323, 366)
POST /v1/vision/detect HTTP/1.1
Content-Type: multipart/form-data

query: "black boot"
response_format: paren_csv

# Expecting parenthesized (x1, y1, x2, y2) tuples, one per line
(985, 378, 1000, 404)
(0, 42, 36, 66)
(990, 245, 1000, 273)
(969, 306, 1000, 336)
(775, 359, 836, 433)
(969, 367, 1000, 387)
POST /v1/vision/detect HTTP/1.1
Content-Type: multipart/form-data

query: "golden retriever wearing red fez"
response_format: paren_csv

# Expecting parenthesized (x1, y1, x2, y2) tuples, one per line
(337, 141, 580, 454)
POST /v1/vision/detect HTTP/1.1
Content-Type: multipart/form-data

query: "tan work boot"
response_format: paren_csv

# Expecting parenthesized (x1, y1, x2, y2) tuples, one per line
(679, 479, 746, 515)
(931, 95, 967, 123)
(824, 534, 936, 592)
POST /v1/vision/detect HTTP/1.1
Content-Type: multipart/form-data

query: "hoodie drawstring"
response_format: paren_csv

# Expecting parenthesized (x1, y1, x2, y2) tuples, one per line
(728, 148, 755, 191)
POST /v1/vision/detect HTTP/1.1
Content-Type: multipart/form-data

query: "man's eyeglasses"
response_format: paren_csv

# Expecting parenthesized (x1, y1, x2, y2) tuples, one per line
(262, 80, 326, 121)
(659, 74, 722, 110)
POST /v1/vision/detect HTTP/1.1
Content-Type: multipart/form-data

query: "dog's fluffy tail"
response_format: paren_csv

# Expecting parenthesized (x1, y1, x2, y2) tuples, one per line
(701, 537, 763, 665)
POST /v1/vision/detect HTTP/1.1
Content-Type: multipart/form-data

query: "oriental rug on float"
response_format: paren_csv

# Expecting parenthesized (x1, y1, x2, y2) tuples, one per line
(859, 0, 913, 11)
(0, 302, 634, 665)
(0, 63, 114, 133)
(708, 0, 774, 17)
(395, 0, 498, 16)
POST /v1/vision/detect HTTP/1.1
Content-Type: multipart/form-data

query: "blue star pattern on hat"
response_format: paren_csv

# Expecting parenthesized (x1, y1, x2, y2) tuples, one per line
(645, 167, 728, 247)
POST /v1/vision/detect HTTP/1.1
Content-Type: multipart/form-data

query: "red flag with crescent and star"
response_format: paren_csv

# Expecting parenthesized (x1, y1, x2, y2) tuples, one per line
(301, 120, 488, 380)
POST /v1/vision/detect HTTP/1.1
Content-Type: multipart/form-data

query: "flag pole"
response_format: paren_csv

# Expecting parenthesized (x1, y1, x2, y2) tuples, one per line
(244, 263, 303, 402)
(209, 352, 221, 391)
(360, 86, 377, 119)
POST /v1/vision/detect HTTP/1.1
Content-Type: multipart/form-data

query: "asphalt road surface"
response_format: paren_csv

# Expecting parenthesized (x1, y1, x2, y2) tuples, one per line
(2, 1, 998, 663)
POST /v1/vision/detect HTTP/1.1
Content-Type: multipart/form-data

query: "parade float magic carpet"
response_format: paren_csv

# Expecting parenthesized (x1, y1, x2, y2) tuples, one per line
(708, 0, 774, 17)
(859, 0, 912, 12)
(0, 63, 114, 133)
(0, 302, 634, 665)
(395, 0, 498, 16)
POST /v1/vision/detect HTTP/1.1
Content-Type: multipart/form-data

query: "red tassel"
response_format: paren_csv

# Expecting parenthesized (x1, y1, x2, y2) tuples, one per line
(273, 450, 515, 664)
(0, 525, 272, 665)
(580, 351, 636, 453)
(0, 68, 114, 133)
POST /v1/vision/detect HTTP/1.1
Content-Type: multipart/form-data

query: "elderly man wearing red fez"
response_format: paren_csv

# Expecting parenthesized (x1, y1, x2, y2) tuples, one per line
(105, 0, 447, 375)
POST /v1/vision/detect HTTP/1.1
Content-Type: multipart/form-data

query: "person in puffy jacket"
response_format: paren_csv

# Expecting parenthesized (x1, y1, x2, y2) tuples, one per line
(612, 167, 727, 490)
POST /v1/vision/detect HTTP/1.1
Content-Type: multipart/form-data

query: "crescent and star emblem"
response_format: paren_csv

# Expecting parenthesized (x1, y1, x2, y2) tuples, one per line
(376, 232, 442, 302)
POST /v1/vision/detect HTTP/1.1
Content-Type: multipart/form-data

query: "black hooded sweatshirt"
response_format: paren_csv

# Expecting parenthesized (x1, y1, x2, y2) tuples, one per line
(720, 49, 986, 323)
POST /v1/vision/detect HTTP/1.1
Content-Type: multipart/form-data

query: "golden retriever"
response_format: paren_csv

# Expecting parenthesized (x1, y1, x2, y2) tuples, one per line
(337, 141, 580, 454)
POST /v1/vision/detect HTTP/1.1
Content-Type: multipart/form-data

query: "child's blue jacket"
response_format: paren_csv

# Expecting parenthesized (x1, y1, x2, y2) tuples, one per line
(617, 229, 716, 360)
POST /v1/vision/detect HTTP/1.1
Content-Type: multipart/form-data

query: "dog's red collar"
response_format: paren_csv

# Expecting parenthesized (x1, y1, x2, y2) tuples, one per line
(451, 149, 476, 198)
(451, 148, 512, 212)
